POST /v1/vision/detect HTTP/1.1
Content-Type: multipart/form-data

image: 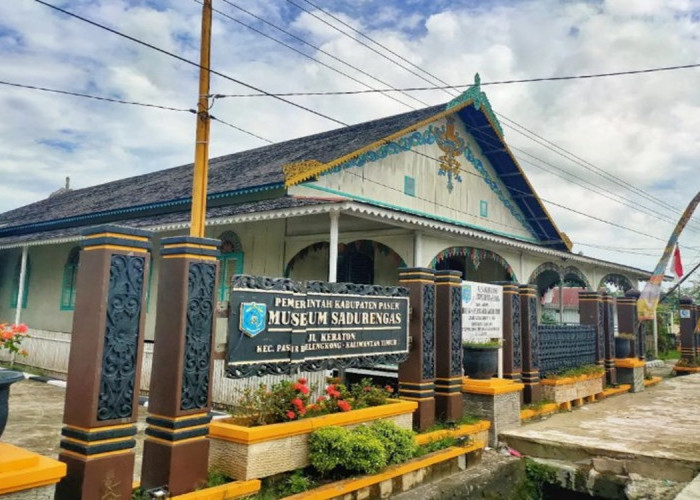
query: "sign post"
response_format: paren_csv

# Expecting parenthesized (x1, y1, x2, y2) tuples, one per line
(461, 281, 503, 377)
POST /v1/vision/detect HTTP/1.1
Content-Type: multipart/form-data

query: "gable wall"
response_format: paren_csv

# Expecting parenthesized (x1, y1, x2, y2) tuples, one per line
(291, 116, 538, 243)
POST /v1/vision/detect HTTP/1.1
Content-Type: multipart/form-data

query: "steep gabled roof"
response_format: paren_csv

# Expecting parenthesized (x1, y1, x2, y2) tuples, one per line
(0, 79, 569, 250)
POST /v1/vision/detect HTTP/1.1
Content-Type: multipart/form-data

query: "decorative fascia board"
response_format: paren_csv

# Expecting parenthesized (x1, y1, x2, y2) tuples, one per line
(0, 200, 652, 279)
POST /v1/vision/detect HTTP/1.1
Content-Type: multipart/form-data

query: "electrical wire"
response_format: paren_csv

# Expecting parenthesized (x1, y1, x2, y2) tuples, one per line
(210, 115, 273, 143)
(34, 0, 346, 127)
(0, 79, 196, 113)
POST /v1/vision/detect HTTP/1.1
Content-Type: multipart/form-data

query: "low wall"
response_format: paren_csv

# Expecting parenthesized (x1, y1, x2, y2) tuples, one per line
(0, 329, 329, 406)
(539, 324, 596, 376)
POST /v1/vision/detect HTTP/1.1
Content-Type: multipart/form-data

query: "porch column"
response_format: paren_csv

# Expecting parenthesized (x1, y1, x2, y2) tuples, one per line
(398, 268, 436, 431)
(434, 270, 463, 421)
(558, 283, 564, 324)
(55, 226, 151, 500)
(413, 231, 423, 267)
(140, 236, 220, 496)
(14, 245, 28, 325)
(328, 210, 339, 283)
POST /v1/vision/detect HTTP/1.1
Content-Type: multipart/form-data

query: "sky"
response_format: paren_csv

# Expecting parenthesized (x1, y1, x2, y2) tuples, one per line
(1, 0, 700, 281)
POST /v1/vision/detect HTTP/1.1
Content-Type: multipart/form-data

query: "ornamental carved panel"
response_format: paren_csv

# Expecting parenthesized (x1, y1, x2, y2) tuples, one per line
(181, 262, 216, 411)
(528, 296, 540, 371)
(511, 293, 522, 370)
(97, 254, 145, 421)
(422, 284, 436, 380)
(450, 286, 463, 376)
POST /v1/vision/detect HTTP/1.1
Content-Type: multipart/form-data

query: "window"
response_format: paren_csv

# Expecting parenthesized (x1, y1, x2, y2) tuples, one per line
(10, 255, 30, 309)
(480, 200, 489, 218)
(337, 249, 374, 284)
(404, 176, 416, 197)
(217, 231, 244, 302)
(60, 247, 80, 310)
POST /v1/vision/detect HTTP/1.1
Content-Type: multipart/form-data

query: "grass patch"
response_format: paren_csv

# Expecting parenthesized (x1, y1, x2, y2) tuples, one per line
(658, 350, 681, 360)
(544, 364, 604, 379)
(0, 361, 49, 378)
(420, 414, 482, 433)
(522, 399, 556, 411)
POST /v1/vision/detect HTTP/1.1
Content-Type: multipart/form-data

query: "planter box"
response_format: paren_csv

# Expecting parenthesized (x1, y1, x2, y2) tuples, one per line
(540, 372, 604, 405)
(208, 399, 417, 480)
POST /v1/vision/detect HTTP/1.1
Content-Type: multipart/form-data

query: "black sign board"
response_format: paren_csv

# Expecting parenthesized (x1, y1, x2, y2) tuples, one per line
(226, 275, 410, 378)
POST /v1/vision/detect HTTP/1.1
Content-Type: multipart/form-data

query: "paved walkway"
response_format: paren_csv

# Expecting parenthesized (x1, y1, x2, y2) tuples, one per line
(501, 370, 700, 483)
(3, 379, 149, 478)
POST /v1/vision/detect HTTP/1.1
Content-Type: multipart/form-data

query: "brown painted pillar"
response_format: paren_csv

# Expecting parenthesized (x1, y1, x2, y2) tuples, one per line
(579, 291, 604, 366)
(398, 267, 436, 431)
(679, 296, 696, 362)
(616, 289, 639, 358)
(434, 270, 463, 422)
(602, 293, 617, 385)
(519, 284, 542, 404)
(55, 225, 152, 500)
(500, 283, 522, 382)
(140, 236, 220, 496)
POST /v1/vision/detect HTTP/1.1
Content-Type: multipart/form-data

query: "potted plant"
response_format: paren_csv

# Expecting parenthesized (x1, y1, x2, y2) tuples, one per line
(462, 339, 501, 379)
(0, 323, 29, 438)
(615, 333, 635, 359)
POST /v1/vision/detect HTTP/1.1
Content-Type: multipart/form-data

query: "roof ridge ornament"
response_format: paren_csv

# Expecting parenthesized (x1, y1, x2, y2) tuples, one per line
(445, 73, 504, 137)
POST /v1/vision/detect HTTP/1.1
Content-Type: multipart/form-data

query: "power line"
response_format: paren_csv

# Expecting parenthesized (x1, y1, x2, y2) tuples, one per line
(288, 0, 695, 232)
(209, 115, 273, 143)
(34, 0, 346, 127)
(0, 79, 196, 113)
(209, 0, 420, 109)
(34, 0, 691, 252)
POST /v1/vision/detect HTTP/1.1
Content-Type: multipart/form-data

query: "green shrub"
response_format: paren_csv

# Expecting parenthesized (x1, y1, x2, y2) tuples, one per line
(343, 431, 387, 475)
(281, 469, 315, 495)
(364, 420, 417, 465)
(308, 427, 350, 474)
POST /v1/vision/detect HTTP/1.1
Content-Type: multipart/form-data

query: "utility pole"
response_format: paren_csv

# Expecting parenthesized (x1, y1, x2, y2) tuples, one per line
(189, 0, 212, 237)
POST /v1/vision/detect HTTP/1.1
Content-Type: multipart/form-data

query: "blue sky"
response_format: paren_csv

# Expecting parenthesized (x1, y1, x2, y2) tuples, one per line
(1, 0, 700, 276)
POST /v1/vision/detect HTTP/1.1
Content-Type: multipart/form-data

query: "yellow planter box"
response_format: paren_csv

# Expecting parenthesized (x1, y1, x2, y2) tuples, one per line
(209, 399, 417, 480)
(414, 421, 490, 447)
(540, 372, 604, 404)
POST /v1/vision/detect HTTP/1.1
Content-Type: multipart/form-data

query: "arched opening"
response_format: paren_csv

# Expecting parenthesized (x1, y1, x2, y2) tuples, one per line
(598, 273, 633, 295)
(530, 263, 592, 324)
(430, 247, 517, 282)
(285, 240, 405, 285)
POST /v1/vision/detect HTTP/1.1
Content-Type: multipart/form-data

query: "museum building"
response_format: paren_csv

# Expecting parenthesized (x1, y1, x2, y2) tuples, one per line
(0, 80, 649, 398)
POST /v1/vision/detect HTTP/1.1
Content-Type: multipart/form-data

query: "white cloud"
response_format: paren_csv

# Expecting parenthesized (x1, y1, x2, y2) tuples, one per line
(1, 0, 699, 274)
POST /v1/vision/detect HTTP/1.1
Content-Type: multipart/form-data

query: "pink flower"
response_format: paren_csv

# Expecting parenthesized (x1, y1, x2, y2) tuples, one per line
(15, 324, 28, 334)
(291, 398, 304, 410)
(299, 385, 309, 395)
(337, 400, 352, 412)
(328, 389, 341, 399)
(325, 384, 336, 394)
(286, 410, 296, 420)
(317, 396, 326, 403)
(298, 377, 307, 385)
(385, 385, 394, 394)
(363, 386, 371, 392)
(1, 331, 13, 341)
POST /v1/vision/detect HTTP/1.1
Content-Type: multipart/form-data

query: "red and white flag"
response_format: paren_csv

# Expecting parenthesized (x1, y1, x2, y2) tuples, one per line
(672, 244, 684, 280)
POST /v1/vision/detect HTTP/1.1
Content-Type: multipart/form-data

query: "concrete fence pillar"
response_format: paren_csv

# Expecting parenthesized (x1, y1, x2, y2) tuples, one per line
(500, 283, 522, 382)
(579, 291, 604, 366)
(55, 226, 152, 500)
(679, 296, 696, 362)
(519, 284, 542, 404)
(140, 236, 220, 496)
(616, 289, 639, 359)
(602, 293, 617, 385)
(398, 268, 436, 431)
(434, 270, 463, 422)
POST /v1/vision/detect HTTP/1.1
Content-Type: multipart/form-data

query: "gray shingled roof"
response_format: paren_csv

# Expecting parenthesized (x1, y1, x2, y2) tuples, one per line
(0, 104, 443, 230)
(0, 197, 336, 247)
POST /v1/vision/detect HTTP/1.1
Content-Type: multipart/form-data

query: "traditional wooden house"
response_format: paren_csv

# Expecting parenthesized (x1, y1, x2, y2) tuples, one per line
(0, 80, 648, 395)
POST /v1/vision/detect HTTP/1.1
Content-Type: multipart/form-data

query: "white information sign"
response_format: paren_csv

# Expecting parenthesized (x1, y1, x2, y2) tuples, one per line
(461, 281, 503, 342)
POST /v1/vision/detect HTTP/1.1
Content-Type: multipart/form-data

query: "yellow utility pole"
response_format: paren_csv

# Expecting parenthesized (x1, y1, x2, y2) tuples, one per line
(190, 0, 213, 237)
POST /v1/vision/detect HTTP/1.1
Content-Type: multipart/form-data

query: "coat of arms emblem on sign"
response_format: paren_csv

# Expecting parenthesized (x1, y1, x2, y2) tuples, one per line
(240, 302, 267, 337)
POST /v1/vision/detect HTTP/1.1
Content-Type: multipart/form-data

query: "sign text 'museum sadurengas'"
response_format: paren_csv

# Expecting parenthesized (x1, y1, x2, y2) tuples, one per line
(226, 277, 409, 375)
